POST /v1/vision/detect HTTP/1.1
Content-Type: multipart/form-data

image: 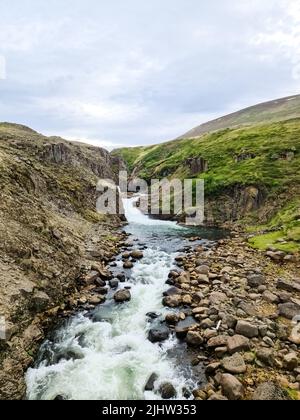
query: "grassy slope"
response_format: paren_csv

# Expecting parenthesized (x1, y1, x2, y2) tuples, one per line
(114, 119, 300, 251)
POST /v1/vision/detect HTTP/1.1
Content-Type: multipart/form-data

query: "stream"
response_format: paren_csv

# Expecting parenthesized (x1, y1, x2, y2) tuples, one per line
(25, 196, 225, 400)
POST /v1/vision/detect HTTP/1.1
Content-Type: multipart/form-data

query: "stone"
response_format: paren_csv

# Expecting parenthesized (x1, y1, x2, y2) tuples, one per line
(88, 296, 103, 305)
(283, 353, 298, 371)
(209, 292, 227, 305)
(208, 394, 228, 401)
(163, 287, 182, 297)
(256, 348, 274, 367)
(159, 383, 177, 399)
(227, 335, 250, 354)
(84, 271, 99, 285)
(252, 382, 291, 401)
(266, 251, 286, 261)
(130, 250, 144, 259)
(31, 290, 51, 311)
(95, 278, 106, 288)
(220, 374, 244, 400)
(277, 278, 300, 293)
(113, 289, 131, 303)
(186, 331, 203, 347)
(235, 321, 259, 338)
(123, 261, 134, 269)
(197, 274, 210, 285)
(148, 326, 170, 343)
(237, 301, 257, 316)
(196, 265, 210, 275)
(109, 279, 119, 289)
(278, 302, 300, 320)
(144, 373, 158, 391)
(222, 353, 247, 374)
(116, 273, 126, 282)
(163, 295, 181, 308)
(207, 335, 229, 348)
(205, 362, 221, 374)
(175, 317, 198, 338)
(289, 324, 300, 345)
(247, 273, 265, 288)
(182, 295, 192, 305)
(262, 290, 279, 304)
(165, 313, 179, 325)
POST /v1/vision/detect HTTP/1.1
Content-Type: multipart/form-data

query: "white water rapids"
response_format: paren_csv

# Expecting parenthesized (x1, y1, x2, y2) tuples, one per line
(26, 197, 198, 400)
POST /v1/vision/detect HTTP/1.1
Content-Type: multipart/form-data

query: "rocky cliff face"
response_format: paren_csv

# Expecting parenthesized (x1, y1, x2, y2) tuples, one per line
(0, 123, 124, 399)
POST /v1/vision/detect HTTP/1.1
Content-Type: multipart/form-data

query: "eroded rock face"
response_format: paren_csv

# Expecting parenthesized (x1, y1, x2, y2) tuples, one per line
(186, 157, 208, 175)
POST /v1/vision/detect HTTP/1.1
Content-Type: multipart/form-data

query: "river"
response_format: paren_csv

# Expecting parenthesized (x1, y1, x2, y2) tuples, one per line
(25, 196, 224, 400)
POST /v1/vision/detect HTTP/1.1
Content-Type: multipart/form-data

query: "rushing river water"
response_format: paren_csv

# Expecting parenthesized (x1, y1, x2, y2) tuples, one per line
(26, 197, 225, 400)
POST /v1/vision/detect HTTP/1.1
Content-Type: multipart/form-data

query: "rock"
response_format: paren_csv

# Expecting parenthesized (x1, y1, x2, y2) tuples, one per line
(175, 317, 198, 338)
(196, 265, 210, 275)
(227, 335, 250, 355)
(53, 395, 66, 401)
(209, 292, 227, 305)
(283, 353, 298, 371)
(163, 295, 181, 308)
(266, 251, 286, 261)
(148, 326, 170, 343)
(109, 279, 119, 289)
(220, 374, 244, 400)
(165, 313, 179, 325)
(262, 290, 279, 304)
(83, 271, 99, 285)
(207, 335, 229, 348)
(88, 295, 103, 305)
(113, 289, 131, 303)
(256, 348, 274, 367)
(95, 278, 106, 288)
(289, 323, 300, 345)
(247, 273, 265, 288)
(186, 331, 203, 347)
(31, 290, 51, 311)
(208, 394, 228, 401)
(159, 382, 177, 399)
(116, 273, 126, 282)
(278, 302, 300, 320)
(130, 250, 144, 259)
(181, 295, 192, 305)
(123, 261, 134, 269)
(237, 301, 257, 316)
(277, 278, 300, 293)
(144, 373, 158, 391)
(163, 287, 182, 297)
(205, 362, 221, 374)
(235, 321, 258, 338)
(197, 274, 210, 285)
(222, 354, 247, 374)
(252, 382, 291, 400)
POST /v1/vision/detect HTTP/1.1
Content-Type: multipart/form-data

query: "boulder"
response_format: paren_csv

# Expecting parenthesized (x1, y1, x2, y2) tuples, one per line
(207, 335, 229, 348)
(175, 317, 198, 338)
(31, 290, 51, 311)
(283, 353, 298, 371)
(220, 374, 244, 400)
(123, 261, 134, 269)
(235, 321, 259, 338)
(195, 265, 210, 275)
(109, 279, 119, 289)
(113, 289, 131, 303)
(256, 348, 274, 367)
(247, 274, 265, 288)
(278, 302, 300, 320)
(144, 373, 158, 391)
(186, 331, 203, 347)
(165, 313, 179, 325)
(163, 295, 181, 308)
(227, 335, 250, 354)
(163, 287, 182, 297)
(262, 290, 279, 304)
(277, 278, 300, 293)
(116, 273, 126, 282)
(252, 382, 291, 401)
(266, 251, 285, 261)
(209, 292, 227, 305)
(83, 271, 99, 285)
(148, 326, 170, 343)
(222, 354, 247, 374)
(130, 250, 144, 259)
(159, 383, 177, 399)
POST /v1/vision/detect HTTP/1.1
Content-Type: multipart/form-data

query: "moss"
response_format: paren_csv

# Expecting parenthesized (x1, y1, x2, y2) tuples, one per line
(285, 388, 299, 400)
(248, 231, 299, 252)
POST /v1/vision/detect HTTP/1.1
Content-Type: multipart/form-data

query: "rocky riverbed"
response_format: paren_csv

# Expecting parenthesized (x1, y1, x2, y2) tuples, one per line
(159, 234, 300, 400)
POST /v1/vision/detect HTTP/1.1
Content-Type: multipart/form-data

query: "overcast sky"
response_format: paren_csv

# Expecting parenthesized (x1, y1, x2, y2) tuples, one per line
(0, 0, 300, 149)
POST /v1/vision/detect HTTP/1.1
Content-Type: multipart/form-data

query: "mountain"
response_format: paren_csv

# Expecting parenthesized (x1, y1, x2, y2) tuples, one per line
(113, 96, 300, 253)
(179, 94, 300, 139)
(0, 123, 124, 399)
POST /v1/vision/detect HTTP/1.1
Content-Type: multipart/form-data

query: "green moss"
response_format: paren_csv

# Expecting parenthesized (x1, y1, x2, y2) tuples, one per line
(285, 388, 299, 400)
(249, 231, 299, 252)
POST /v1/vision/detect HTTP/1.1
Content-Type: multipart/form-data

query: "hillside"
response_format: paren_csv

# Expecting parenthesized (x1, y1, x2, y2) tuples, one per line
(0, 123, 124, 399)
(179, 95, 300, 139)
(114, 118, 300, 252)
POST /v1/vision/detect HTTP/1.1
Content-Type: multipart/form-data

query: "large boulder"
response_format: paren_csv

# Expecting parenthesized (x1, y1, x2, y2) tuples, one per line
(144, 373, 158, 391)
(277, 278, 300, 293)
(163, 295, 181, 308)
(148, 326, 170, 343)
(175, 317, 198, 338)
(113, 289, 131, 303)
(278, 302, 300, 320)
(247, 273, 265, 288)
(227, 335, 250, 355)
(235, 321, 258, 338)
(186, 331, 203, 347)
(130, 250, 144, 259)
(159, 383, 177, 399)
(220, 374, 244, 400)
(222, 354, 247, 374)
(252, 382, 291, 401)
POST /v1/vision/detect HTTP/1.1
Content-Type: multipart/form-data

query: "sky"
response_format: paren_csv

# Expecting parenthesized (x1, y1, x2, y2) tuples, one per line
(0, 0, 300, 150)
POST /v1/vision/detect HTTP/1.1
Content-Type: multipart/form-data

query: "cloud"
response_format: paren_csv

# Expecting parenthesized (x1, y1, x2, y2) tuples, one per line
(0, 0, 299, 148)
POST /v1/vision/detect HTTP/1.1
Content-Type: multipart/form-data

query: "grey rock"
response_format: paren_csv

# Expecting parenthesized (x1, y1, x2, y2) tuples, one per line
(277, 278, 300, 293)
(148, 326, 170, 343)
(222, 353, 247, 374)
(227, 335, 250, 354)
(252, 382, 291, 400)
(159, 382, 177, 399)
(256, 348, 274, 367)
(262, 290, 279, 304)
(220, 374, 244, 400)
(236, 320, 259, 338)
(283, 353, 298, 371)
(114, 289, 131, 303)
(247, 274, 265, 288)
(278, 302, 300, 320)
(186, 331, 203, 347)
(144, 373, 158, 391)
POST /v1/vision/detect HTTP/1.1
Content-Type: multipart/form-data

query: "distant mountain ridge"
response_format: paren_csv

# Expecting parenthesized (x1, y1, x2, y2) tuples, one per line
(179, 95, 300, 139)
